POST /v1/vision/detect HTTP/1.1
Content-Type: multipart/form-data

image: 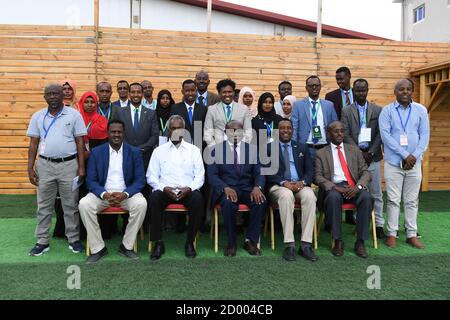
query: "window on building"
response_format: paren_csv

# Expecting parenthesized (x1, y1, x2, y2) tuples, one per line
(413, 4, 425, 23)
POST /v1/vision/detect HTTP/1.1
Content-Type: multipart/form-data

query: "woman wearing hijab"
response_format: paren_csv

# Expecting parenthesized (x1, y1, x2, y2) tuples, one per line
(155, 89, 175, 137)
(281, 95, 297, 119)
(251, 92, 283, 146)
(78, 91, 108, 152)
(238, 86, 258, 117)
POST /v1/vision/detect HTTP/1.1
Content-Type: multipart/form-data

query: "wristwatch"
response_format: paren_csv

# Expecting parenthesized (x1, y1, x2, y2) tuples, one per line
(357, 184, 366, 190)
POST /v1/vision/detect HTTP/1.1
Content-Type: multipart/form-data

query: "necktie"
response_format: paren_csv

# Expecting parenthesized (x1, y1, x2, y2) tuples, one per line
(133, 107, 139, 132)
(345, 91, 351, 106)
(188, 106, 193, 125)
(336, 145, 355, 187)
(283, 144, 291, 181)
(199, 96, 205, 108)
(311, 100, 318, 144)
(233, 144, 240, 173)
(226, 105, 232, 122)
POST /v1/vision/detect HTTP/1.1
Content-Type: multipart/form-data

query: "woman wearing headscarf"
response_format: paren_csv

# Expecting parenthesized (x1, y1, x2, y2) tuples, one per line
(155, 89, 175, 138)
(251, 92, 284, 146)
(281, 95, 297, 119)
(238, 86, 258, 117)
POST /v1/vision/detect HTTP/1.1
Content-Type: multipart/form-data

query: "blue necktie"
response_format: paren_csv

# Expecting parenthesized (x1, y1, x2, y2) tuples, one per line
(311, 101, 318, 144)
(283, 144, 291, 181)
(133, 108, 139, 132)
(226, 105, 232, 122)
(188, 106, 193, 125)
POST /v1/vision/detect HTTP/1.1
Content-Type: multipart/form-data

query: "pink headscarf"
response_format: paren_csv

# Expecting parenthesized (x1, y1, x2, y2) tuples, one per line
(281, 95, 297, 119)
(238, 86, 258, 117)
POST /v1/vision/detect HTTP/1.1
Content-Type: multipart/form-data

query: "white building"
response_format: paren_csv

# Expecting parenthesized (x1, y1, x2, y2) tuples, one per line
(1, 0, 383, 39)
(394, 0, 450, 42)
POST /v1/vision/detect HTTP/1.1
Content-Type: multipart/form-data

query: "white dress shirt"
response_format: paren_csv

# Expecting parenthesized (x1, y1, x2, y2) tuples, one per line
(227, 141, 241, 164)
(146, 140, 205, 192)
(130, 104, 142, 126)
(331, 142, 347, 184)
(102, 144, 127, 198)
(184, 101, 195, 116)
(120, 99, 129, 108)
(306, 97, 327, 145)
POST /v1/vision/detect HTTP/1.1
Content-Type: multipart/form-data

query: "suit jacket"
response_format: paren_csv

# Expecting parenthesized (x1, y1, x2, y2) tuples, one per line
(112, 99, 130, 109)
(203, 101, 252, 147)
(315, 143, 370, 192)
(292, 97, 338, 144)
(341, 102, 383, 162)
(111, 104, 159, 167)
(207, 142, 265, 204)
(266, 140, 314, 188)
(86, 142, 145, 198)
(325, 88, 345, 120)
(170, 101, 207, 149)
(205, 91, 221, 107)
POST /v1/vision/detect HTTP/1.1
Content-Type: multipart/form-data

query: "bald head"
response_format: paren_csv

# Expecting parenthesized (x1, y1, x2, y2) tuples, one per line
(395, 79, 413, 91)
(394, 78, 413, 106)
(141, 80, 154, 99)
(225, 120, 244, 144)
(195, 70, 210, 94)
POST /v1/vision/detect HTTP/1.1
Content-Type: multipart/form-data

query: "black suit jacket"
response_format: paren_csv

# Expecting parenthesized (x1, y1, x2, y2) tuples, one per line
(325, 89, 343, 120)
(111, 104, 159, 168)
(170, 101, 207, 150)
(266, 140, 314, 189)
(207, 142, 265, 205)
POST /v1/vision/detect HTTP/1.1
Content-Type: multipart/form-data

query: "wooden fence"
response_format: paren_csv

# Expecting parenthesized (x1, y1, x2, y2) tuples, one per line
(1, 24, 450, 194)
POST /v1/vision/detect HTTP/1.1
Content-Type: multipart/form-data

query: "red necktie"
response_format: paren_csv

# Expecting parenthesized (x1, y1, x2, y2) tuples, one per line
(336, 145, 355, 187)
(344, 91, 351, 105)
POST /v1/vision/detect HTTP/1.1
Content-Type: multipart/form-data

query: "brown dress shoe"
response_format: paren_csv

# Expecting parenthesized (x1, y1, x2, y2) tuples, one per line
(384, 235, 397, 248)
(354, 242, 368, 258)
(243, 241, 261, 256)
(332, 239, 344, 257)
(224, 246, 236, 257)
(406, 237, 425, 249)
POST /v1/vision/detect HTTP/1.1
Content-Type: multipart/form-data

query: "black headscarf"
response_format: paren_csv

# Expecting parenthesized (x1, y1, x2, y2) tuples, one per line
(156, 89, 175, 123)
(257, 92, 276, 123)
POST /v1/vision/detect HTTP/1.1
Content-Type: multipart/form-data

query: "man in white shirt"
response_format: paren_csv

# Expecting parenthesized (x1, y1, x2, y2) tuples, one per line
(79, 119, 147, 264)
(147, 115, 205, 260)
(141, 80, 157, 110)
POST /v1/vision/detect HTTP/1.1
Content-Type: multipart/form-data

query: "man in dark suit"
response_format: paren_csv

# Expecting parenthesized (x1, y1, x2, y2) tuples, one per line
(315, 121, 373, 258)
(266, 118, 318, 262)
(111, 82, 159, 170)
(79, 119, 147, 263)
(195, 70, 221, 108)
(112, 80, 130, 108)
(341, 79, 385, 239)
(325, 66, 353, 120)
(207, 120, 266, 257)
(170, 79, 208, 150)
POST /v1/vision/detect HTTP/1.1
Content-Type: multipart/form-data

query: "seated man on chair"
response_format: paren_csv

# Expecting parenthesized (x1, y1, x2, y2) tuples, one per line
(207, 120, 266, 257)
(315, 121, 372, 258)
(79, 119, 147, 263)
(266, 118, 318, 262)
(147, 115, 205, 260)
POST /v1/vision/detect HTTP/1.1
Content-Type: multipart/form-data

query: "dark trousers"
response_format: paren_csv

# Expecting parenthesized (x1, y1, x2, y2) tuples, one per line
(218, 190, 266, 247)
(148, 190, 204, 243)
(323, 185, 372, 241)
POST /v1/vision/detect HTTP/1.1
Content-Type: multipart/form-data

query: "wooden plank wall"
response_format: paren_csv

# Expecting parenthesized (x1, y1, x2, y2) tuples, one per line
(1, 25, 450, 194)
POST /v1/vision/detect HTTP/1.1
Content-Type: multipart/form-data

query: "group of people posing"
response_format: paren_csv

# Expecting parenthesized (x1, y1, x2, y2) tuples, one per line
(26, 67, 430, 264)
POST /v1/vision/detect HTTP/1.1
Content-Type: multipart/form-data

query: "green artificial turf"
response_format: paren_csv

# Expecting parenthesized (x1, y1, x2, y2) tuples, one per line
(0, 192, 449, 299)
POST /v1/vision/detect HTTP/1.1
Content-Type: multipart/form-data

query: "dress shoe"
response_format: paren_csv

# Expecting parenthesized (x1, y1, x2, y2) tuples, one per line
(150, 241, 165, 261)
(406, 237, 425, 249)
(224, 245, 236, 257)
(298, 246, 318, 262)
(243, 240, 261, 256)
(376, 227, 386, 239)
(354, 242, 368, 258)
(282, 247, 296, 261)
(86, 247, 108, 264)
(384, 235, 397, 248)
(185, 242, 197, 258)
(119, 243, 139, 260)
(345, 211, 356, 225)
(332, 239, 344, 257)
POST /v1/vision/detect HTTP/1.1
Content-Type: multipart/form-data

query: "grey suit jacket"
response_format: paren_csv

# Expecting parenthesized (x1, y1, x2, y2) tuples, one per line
(341, 102, 383, 162)
(206, 91, 221, 107)
(111, 104, 159, 167)
(204, 101, 252, 147)
(315, 143, 370, 192)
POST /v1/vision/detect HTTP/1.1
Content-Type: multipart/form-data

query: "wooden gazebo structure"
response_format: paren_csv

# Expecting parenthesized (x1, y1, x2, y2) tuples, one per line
(411, 60, 450, 191)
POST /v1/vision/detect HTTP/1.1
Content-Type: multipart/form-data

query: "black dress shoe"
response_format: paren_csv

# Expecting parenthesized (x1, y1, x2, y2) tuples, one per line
(332, 239, 344, 257)
(354, 241, 368, 258)
(86, 247, 108, 264)
(150, 241, 165, 261)
(243, 240, 261, 256)
(282, 247, 296, 261)
(376, 227, 386, 239)
(185, 242, 197, 258)
(298, 246, 318, 262)
(119, 244, 139, 260)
